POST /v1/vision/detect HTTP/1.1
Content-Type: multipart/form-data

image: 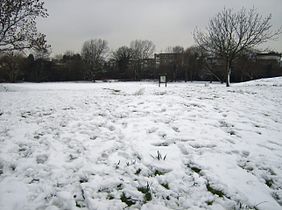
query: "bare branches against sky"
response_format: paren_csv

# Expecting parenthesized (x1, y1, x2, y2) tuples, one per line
(37, 0, 282, 55)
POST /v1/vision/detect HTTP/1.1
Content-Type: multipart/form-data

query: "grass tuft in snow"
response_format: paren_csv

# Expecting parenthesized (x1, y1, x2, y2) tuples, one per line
(205, 200, 214, 206)
(107, 194, 115, 200)
(272, 192, 282, 205)
(160, 182, 169, 190)
(29, 178, 40, 184)
(137, 183, 152, 203)
(154, 169, 166, 176)
(186, 164, 202, 174)
(228, 130, 236, 135)
(75, 200, 86, 208)
(135, 168, 142, 175)
(79, 177, 88, 184)
(151, 150, 167, 160)
(74, 189, 86, 208)
(265, 178, 274, 188)
(116, 183, 123, 190)
(115, 160, 120, 169)
(206, 183, 225, 198)
(120, 192, 136, 207)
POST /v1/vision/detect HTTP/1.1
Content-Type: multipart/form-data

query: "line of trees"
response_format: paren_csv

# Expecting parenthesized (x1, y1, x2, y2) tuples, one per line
(1, 41, 281, 83)
(0, 1, 281, 84)
(0, 39, 156, 82)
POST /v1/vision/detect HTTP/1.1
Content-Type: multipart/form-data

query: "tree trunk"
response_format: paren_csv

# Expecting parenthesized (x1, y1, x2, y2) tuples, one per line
(226, 60, 231, 87)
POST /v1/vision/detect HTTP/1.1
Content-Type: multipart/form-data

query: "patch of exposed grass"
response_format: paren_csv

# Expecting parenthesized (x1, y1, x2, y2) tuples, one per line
(135, 168, 142, 175)
(120, 192, 136, 207)
(107, 194, 114, 200)
(79, 177, 88, 183)
(116, 183, 123, 190)
(206, 183, 225, 198)
(154, 169, 166, 176)
(267, 168, 276, 176)
(272, 192, 282, 205)
(191, 166, 201, 174)
(206, 200, 213, 205)
(115, 160, 120, 169)
(186, 164, 202, 174)
(265, 179, 274, 188)
(137, 183, 152, 203)
(29, 178, 40, 184)
(229, 130, 236, 135)
(160, 183, 169, 190)
(75, 200, 86, 208)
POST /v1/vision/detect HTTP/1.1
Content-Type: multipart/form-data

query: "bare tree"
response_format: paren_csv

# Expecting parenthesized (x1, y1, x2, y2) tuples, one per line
(194, 7, 281, 86)
(0, 52, 25, 82)
(0, 0, 49, 52)
(166, 46, 185, 54)
(129, 40, 155, 80)
(130, 40, 155, 60)
(81, 39, 109, 80)
(112, 46, 134, 77)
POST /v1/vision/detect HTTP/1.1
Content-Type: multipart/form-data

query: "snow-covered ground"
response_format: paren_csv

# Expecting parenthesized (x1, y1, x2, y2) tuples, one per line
(0, 78, 282, 210)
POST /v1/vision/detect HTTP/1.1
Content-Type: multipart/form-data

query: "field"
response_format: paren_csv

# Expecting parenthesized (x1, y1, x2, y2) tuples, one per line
(0, 79, 282, 210)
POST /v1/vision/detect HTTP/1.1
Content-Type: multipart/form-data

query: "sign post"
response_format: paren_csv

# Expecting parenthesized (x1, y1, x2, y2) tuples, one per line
(159, 75, 167, 87)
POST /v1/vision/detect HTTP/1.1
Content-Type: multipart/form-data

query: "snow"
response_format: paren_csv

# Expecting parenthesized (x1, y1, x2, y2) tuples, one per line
(0, 78, 282, 210)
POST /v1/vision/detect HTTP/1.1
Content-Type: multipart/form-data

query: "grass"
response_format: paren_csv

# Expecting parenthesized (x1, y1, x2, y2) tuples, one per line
(191, 166, 201, 174)
(75, 200, 86, 208)
(116, 183, 123, 190)
(151, 150, 167, 161)
(186, 164, 202, 174)
(206, 200, 214, 205)
(107, 194, 115, 200)
(160, 183, 169, 190)
(135, 168, 142, 175)
(79, 177, 88, 183)
(137, 183, 152, 203)
(154, 169, 166, 176)
(229, 130, 236, 135)
(120, 192, 136, 207)
(265, 179, 274, 188)
(115, 160, 120, 169)
(206, 183, 225, 198)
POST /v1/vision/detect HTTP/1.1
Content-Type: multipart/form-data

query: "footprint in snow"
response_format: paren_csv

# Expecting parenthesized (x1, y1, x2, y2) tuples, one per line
(146, 127, 158, 134)
(108, 125, 115, 131)
(241, 150, 250, 158)
(153, 142, 171, 147)
(122, 122, 127, 128)
(177, 144, 189, 155)
(189, 143, 216, 149)
(172, 126, 180, 133)
(268, 140, 282, 147)
(36, 154, 48, 164)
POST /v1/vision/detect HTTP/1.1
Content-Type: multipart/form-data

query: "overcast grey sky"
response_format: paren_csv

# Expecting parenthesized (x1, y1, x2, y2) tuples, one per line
(37, 0, 282, 55)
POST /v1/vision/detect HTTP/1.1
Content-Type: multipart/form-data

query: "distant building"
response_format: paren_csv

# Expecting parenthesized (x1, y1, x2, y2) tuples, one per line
(256, 52, 281, 63)
(255, 52, 281, 78)
(154, 53, 185, 66)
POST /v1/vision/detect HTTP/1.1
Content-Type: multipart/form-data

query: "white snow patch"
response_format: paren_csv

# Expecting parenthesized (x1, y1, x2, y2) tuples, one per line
(0, 78, 282, 209)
